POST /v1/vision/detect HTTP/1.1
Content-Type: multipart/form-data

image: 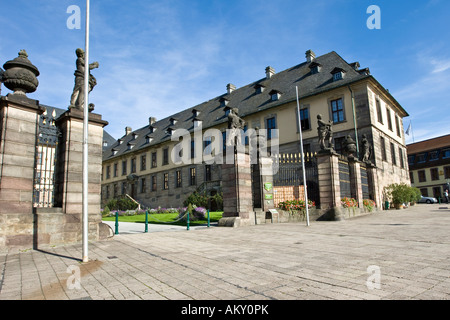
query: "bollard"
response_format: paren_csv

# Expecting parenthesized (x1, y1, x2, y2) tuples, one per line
(115, 211, 119, 235)
(187, 211, 190, 231)
(207, 198, 211, 228)
(207, 209, 210, 228)
(145, 210, 148, 233)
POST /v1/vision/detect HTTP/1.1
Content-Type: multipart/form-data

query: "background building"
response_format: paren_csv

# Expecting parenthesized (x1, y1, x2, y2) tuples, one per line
(101, 50, 411, 209)
(407, 134, 450, 201)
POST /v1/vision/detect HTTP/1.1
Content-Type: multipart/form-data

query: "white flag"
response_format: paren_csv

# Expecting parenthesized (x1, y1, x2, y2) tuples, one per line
(405, 122, 411, 136)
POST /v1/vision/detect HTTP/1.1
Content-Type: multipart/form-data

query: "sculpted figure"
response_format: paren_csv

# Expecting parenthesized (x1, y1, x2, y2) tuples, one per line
(361, 134, 372, 162)
(226, 107, 246, 148)
(69, 48, 99, 109)
(317, 114, 333, 151)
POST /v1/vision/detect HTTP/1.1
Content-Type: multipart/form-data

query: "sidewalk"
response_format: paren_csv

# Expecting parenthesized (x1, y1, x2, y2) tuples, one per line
(0, 204, 449, 301)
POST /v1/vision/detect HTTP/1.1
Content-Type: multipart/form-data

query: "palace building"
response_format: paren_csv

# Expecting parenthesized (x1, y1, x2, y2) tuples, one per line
(101, 50, 411, 209)
(407, 134, 450, 201)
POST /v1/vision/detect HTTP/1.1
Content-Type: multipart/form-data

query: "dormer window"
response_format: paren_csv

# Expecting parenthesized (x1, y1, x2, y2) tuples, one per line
(224, 106, 231, 116)
(220, 97, 229, 107)
(127, 142, 135, 150)
(254, 84, 265, 94)
(309, 62, 322, 74)
(166, 127, 175, 136)
(170, 117, 178, 126)
(331, 67, 346, 81)
(149, 126, 157, 134)
(132, 133, 139, 140)
(118, 139, 124, 145)
(269, 89, 282, 101)
(112, 148, 119, 156)
(145, 135, 154, 144)
(192, 109, 200, 117)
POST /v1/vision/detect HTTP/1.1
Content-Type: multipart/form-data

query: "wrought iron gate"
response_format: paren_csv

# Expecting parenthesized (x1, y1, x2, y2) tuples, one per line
(33, 108, 61, 208)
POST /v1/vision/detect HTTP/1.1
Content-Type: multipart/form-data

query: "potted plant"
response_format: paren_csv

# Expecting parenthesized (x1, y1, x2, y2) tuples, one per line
(385, 183, 411, 209)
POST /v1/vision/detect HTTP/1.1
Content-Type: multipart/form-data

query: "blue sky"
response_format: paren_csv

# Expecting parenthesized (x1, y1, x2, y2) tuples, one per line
(1, 0, 449, 143)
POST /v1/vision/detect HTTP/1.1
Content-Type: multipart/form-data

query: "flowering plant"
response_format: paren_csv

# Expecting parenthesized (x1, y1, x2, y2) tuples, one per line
(341, 197, 358, 208)
(363, 199, 376, 212)
(278, 199, 315, 212)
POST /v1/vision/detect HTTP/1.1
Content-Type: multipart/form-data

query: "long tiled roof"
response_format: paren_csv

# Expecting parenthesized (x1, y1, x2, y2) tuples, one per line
(103, 50, 402, 161)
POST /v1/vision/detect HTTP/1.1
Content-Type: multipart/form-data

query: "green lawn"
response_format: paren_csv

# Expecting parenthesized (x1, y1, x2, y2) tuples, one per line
(102, 211, 223, 227)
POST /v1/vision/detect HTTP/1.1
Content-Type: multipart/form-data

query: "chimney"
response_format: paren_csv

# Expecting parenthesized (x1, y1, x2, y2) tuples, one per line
(265, 66, 275, 79)
(227, 83, 236, 94)
(125, 126, 132, 136)
(149, 117, 157, 125)
(305, 50, 316, 63)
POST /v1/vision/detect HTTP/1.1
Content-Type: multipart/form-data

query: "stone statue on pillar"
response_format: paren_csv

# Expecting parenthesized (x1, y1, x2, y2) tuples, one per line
(317, 114, 334, 152)
(361, 134, 372, 164)
(226, 107, 246, 151)
(69, 48, 99, 111)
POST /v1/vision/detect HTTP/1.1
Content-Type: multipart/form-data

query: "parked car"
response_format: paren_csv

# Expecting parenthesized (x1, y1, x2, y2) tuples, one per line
(418, 196, 438, 204)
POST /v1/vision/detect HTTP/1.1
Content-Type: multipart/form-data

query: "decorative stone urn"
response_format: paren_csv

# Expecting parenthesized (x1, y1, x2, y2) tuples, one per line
(2, 50, 40, 95)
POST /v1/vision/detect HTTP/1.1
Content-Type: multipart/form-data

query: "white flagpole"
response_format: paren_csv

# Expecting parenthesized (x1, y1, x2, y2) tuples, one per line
(296, 86, 310, 227)
(82, 0, 90, 263)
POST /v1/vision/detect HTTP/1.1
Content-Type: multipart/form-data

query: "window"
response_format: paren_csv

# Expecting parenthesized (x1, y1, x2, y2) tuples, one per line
(163, 173, 169, 190)
(176, 170, 182, 188)
(443, 149, 450, 159)
(417, 153, 427, 163)
(391, 143, 397, 165)
(122, 160, 127, 176)
(163, 148, 169, 165)
(331, 99, 345, 123)
(376, 99, 383, 124)
(333, 72, 343, 81)
(420, 188, 428, 197)
(105, 185, 110, 199)
(114, 163, 118, 177)
(445, 166, 450, 179)
(380, 137, 387, 161)
(191, 141, 195, 159)
(113, 184, 118, 197)
(269, 90, 281, 101)
(190, 167, 196, 186)
(140, 178, 146, 193)
(106, 166, 111, 179)
(121, 182, 127, 195)
(410, 171, 414, 184)
(429, 151, 439, 161)
(266, 117, 277, 140)
(205, 165, 212, 182)
(151, 152, 157, 168)
(408, 155, 415, 166)
(141, 154, 147, 171)
(222, 131, 227, 151)
(151, 175, 157, 191)
(395, 116, 401, 138)
(131, 158, 136, 174)
(242, 125, 249, 146)
(386, 108, 393, 131)
(399, 147, 405, 169)
(418, 170, 426, 182)
(297, 107, 310, 131)
(430, 168, 439, 181)
(334, 137, 346, 155)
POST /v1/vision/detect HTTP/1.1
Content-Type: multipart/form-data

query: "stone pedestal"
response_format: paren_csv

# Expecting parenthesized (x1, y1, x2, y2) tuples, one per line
(219, 152, 254, 227)
(348, 157, 364, 208)
(55, 107, 108, 243)
(0, 94, 43, 248)
(316, 150, 344, 221)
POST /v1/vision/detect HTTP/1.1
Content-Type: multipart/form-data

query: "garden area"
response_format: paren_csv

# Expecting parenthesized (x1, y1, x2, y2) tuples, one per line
(101, 192, 223, 227)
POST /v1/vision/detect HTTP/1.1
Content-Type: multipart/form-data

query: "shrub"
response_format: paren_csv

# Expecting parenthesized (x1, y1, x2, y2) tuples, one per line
(105, 196, 138, 211)
(385, 183, 416, 206)
(183, 191, 223, 211)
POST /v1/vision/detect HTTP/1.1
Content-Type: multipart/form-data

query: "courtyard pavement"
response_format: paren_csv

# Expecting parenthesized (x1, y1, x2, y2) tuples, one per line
(0, 204, 449, 303)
